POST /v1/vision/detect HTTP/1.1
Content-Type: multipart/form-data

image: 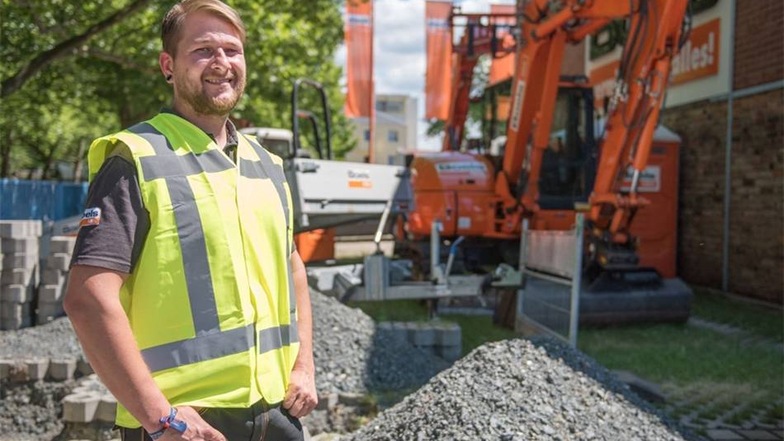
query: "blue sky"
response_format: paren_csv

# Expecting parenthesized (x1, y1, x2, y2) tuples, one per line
(336, 0, 515, 150)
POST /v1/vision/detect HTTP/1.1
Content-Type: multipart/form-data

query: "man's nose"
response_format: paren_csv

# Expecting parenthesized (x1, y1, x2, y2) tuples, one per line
(212, 49, 229, 67)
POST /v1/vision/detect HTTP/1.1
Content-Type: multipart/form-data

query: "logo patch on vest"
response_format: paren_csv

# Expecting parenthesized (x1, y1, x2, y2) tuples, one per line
(80, 207, 102, 227)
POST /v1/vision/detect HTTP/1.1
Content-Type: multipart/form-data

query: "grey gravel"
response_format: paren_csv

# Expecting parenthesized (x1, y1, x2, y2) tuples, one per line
(0, 289, 450, 439)
(0, 380, 74, 441)
(310, 288, 450, 394)
(344, 337, 705, 441)
(0, 316, 82, 359)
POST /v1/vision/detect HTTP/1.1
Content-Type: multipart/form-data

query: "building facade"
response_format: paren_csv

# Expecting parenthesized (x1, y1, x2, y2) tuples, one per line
(582, 0, 783, 303)
(346, 94, 418, 164)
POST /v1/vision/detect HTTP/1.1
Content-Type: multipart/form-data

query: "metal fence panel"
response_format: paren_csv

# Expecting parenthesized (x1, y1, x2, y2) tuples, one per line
(0, 179, 88, 221)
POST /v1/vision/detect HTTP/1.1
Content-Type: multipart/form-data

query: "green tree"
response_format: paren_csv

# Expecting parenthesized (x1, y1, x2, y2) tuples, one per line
(1, 0, 353, 178)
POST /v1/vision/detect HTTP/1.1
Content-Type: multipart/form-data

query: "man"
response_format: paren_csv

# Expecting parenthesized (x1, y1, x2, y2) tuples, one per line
(64, 1, 317, 440)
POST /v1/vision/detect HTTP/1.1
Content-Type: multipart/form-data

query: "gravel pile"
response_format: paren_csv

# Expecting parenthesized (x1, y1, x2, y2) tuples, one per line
(0, 318, 83, 441)
(344, 338, 704, 441)
(0, 316, 82, 359)
(310, 288, 450, 394)
(0, 380, 73, 441)
(0, 289, 450, 439)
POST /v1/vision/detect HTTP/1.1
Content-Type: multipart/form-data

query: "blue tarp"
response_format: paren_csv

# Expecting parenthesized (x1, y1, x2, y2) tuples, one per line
(0, 179, 89, 221)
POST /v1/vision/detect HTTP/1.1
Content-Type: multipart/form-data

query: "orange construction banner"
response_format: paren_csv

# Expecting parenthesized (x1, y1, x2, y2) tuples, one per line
(425, 0, 452, 120)
(487, 3, 516, 87)
(345, 1, 373, 117)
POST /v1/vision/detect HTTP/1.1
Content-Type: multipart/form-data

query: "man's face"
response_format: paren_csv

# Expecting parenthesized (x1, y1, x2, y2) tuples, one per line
(164, 10, 246, 117)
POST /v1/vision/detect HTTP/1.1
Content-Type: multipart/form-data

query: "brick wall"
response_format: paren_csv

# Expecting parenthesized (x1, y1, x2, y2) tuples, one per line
(660, 100, 728, 290)
(662, 89, 784, 304)
(727, 89, 784, 303)
(734, 0, 784, 89)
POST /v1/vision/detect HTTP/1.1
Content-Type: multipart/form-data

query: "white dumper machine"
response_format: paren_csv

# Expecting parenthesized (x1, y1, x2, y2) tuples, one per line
(241, 79, 484, 304)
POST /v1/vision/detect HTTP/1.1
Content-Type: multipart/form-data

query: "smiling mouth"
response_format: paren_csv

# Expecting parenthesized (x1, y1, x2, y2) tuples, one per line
(205, 78, 232, 85)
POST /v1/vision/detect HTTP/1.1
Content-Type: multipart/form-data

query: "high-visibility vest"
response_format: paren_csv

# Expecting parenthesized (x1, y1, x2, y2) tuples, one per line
(88, 113, 299, 427)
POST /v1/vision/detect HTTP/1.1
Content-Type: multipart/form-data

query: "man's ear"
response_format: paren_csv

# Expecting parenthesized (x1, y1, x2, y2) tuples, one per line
(159, 52, 174, 82)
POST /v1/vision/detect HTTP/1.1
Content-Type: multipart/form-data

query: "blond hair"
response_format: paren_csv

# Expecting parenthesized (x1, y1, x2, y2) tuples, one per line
(161, 0, 246, 56)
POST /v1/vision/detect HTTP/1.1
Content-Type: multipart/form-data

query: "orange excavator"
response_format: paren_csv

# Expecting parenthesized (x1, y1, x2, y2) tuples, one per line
(402, 0, 693, 324)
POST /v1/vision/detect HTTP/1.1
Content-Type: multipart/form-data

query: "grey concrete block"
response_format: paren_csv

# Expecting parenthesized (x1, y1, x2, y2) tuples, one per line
(0, 221, 25, 237)
(736, 430, 779, 440)
(49, 358, 77, 381)
(1, 237, 39, 254)
(436, 344, 462, 362)
(41, 268, 64, 285)
(0, 315, 32, 331)
(77, 357, 94, 376)
(337, 392, 366, 406)
(409, 323, 436, 347)
(38, 283, 64, 303)
(0, 301, 30, 319)
(376, 321, 393, 332)
(2, 360, 29, 382)
(0, 284, 34, 303)
(0, 359, 18, 379)
(46, 253, 71, 271)
(62, 392, 101, 423)
(95, 394, 118, 422)
(436, 323, 462, 347)
(36, 302, 64, 319)
(0, 267, 37, 286)
(316, 392, 338, 411)
(704, 429, 745, 440)
(49, 236, 77, 254)
(26, 358, 49, 380)
(2, 253, 39, 270)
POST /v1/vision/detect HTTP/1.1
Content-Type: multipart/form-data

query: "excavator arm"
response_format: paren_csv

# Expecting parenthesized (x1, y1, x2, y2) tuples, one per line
(501, 0, 689, 254)
(442, 8, 516, 152)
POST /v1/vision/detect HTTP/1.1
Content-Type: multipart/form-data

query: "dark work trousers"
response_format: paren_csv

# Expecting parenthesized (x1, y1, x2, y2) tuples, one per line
(118, 400, 303, 441)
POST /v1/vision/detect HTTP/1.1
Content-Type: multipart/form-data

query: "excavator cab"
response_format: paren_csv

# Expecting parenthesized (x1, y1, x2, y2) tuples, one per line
(537, 78, 596, 211)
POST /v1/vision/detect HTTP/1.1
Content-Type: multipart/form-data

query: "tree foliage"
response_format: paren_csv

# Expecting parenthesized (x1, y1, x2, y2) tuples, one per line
(0, 0, 353, 178)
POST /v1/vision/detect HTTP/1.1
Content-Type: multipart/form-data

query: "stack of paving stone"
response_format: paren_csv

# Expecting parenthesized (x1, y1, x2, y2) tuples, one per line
(377, 320, 462, 362)
(0, 220, 42, 330)
(38, 235, 77, 324)
(61, 374, 117, 427)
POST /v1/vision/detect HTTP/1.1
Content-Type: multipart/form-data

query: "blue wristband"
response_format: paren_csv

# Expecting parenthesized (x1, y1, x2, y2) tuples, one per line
(149, 407, 188, 440)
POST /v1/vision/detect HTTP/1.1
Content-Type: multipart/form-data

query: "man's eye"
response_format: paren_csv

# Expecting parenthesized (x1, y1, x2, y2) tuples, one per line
(195, 48, 212, 54)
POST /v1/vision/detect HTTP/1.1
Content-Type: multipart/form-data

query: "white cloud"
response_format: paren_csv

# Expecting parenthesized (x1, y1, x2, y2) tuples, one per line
(340, 0, 515, 151)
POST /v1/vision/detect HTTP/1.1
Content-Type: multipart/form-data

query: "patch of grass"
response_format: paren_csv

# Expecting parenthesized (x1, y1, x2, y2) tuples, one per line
(691, 287, 783, 342)
(579, 324, 782, 390)
(762, 401, 784, 424)
(348, 299, 430, 322)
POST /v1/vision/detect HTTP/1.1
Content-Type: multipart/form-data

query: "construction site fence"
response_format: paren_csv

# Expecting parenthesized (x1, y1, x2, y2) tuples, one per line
(0, 179, 88, 221)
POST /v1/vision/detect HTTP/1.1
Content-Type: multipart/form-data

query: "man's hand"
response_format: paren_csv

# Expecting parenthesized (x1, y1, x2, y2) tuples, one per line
(282, 365, 318, 418)
(158, 406, 226, 441)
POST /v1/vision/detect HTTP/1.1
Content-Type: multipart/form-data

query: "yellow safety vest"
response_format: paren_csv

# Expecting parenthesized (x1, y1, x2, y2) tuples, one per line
(88, 113, 299, 427)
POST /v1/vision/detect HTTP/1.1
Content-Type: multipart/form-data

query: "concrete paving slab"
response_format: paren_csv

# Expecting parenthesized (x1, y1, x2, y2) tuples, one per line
(47, 253, 71, 271)
(50, 236, 77, 254)
(736, 429, 781, 440)
(26, 358, 50, 381)
(62, 392, 100, 423)
(706, 429, 746, 440)
(50, 358, 77, 381)
(95, 394, 118, 422)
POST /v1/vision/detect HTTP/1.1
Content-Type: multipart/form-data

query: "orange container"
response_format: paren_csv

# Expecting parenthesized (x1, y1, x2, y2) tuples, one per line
(295, 228, 335, 262)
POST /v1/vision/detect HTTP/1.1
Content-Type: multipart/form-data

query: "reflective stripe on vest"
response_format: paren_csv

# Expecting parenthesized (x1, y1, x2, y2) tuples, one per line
(127, 122, 298, 372)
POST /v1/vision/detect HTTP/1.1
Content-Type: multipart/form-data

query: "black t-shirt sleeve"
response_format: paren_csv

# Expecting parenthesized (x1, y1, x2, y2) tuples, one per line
(70, 155, 149, 273)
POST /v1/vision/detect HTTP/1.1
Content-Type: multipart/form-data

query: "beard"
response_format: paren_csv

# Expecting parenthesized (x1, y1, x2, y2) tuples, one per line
(175, 71, 246, 117)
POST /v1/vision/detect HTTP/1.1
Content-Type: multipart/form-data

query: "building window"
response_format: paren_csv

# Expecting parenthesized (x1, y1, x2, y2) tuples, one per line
(364, 130, 370, 141)
(388, 130, 399, 143)
(377, 100, 403, 114)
